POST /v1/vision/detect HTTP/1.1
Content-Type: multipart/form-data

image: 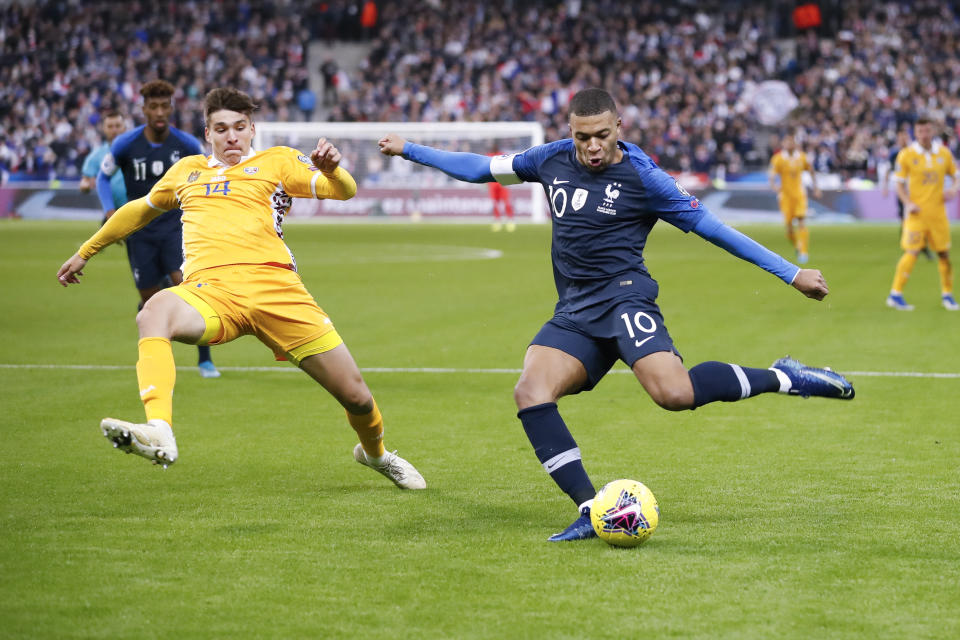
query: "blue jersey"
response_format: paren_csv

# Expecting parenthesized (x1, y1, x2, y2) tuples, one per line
(83, 143, 126, 209)
(402, 138, 798, 315)
(98, 125, 204, 238)
(493, 140, 705, 312)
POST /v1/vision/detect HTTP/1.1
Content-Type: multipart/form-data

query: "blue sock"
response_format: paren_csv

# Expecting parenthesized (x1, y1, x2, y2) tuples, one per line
(518, 402, 596, 507)
(688, 361, 779, 408)
(198, 345, 212, 364)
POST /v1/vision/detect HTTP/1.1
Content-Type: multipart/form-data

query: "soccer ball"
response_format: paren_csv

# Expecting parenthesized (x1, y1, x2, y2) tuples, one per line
(590, 479, 660, 547)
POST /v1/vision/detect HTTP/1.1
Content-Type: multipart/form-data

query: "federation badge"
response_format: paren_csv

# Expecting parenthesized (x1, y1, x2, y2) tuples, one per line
(187, 170, 200, 183)
(244, 167, 259, 174)
(170, 150, 181, 163)
(571, 188, 589, 211)
(297, 154, 312, 165)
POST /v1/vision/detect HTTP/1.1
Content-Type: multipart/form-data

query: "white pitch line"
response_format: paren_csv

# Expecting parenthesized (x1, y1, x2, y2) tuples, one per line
(1, 364, 960, 378)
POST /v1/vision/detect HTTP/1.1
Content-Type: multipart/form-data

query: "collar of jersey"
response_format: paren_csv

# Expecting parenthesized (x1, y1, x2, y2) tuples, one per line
(911, 140, 941, 156)
(208, 149, 257, 168)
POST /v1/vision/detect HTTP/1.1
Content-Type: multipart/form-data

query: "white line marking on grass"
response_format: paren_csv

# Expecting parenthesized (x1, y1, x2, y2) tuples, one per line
(2, 364, 960, 378)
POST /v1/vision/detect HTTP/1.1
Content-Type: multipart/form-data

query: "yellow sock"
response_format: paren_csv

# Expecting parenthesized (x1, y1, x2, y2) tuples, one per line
(136, 337, 176, 425)
(938, 256, 953, 295)
(797, 227, 809, 254)
(891, 252, 918, 293)
(347, 399, 385, 459)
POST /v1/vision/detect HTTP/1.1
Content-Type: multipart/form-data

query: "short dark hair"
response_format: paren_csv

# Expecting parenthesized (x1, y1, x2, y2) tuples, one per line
(569, 88, 618, 118)
(915, 116, 933, 127)
(140, 80, 175, 100)
(102, 109, 123, 120)
(203, 87, 258, 122)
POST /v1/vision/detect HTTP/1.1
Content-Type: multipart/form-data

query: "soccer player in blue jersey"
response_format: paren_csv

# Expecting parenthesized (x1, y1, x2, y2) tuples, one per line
(97, 80, 219, 378)
(79, 110, 127, 210)
(379, 88, 854, 542)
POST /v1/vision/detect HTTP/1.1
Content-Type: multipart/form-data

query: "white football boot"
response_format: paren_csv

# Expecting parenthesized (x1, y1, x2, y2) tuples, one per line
(353, 444, 426, 490)
(101, 418, 179, 468)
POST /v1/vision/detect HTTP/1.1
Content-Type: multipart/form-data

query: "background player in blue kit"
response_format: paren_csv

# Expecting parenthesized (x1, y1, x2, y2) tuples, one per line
(98, 80, 219, 378)
(379, 88, 854, 542)
(79, 110, 127, 212)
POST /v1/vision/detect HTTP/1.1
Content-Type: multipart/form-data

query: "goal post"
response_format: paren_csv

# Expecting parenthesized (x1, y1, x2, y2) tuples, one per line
(254, 121, 547, 222)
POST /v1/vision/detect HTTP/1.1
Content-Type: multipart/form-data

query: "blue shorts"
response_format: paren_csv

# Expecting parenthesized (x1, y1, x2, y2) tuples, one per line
(125, 229, 184, 290)
(530, 296, 679, 392)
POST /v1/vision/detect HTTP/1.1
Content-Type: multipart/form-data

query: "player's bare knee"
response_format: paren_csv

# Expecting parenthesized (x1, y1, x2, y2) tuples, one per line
(513, 379, 553, 409)
(650, 386, 694, 411)
(338, 385, 373, 415)
(136, 303, 166, 338)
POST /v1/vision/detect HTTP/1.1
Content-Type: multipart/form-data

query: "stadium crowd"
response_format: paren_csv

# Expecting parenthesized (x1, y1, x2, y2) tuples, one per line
(0, 0, 366, 181)
(2, 0, 959, 183)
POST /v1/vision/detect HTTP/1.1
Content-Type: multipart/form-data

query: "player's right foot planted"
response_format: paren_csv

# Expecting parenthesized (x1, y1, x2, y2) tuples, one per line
(101, 418, 178, 468)
(942, 294, 959, 311)
(886, 293, 914, 310)
(548, 506, 597, 542)
(353, 443, 426, 489)
(771, 357, 855, 400)
(198, 360, 221, 378)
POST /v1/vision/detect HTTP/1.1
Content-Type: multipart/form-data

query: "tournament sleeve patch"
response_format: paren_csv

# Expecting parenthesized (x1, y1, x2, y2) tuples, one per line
(490, 153, 522, 185)
(100, 152, 117, 176)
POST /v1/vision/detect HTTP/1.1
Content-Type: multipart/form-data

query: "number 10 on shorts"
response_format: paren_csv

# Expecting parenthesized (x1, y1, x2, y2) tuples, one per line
(620, 311, 657, 347)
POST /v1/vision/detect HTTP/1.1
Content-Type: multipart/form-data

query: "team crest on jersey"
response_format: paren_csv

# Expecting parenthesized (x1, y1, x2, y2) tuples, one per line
(297, 154, 312, 165)
(170, 150, 180, 163)
(571, 188, 589, 211)
(244, 167, 259, 174)
(597, 182, 621, 215)
(187, 170, 200, 183)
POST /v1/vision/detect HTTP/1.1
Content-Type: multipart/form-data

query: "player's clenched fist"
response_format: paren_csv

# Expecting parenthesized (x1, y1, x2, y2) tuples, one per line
(791, 268, 829, 300)
(311, 138, 342, 173)
(378, 134, 406, 156)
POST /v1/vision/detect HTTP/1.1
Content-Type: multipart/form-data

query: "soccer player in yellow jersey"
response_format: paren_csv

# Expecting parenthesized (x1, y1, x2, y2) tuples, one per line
(769, 134, 820, 264)
(56, 87, 426, 489)
(886, 117, 960, 311)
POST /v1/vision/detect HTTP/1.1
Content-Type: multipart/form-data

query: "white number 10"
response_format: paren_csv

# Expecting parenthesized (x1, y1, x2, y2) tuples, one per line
(620, 311, 657, 347)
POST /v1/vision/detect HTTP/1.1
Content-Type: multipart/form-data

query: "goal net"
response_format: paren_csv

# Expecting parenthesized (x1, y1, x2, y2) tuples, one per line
(255, 121, 547, 222)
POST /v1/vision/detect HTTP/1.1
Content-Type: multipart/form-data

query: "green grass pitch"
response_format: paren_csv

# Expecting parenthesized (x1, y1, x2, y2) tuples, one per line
(2, 219, 959, 639)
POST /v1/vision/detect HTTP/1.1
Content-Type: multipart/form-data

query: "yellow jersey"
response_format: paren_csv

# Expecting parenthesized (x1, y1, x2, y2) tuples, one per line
(80, 146, 356, 277)
(769, 150, 811, 199)
(892, 141, 958, 214)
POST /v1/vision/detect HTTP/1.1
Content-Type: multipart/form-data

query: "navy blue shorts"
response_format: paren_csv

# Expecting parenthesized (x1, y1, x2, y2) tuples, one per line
(125, 230, 184, 290)
(530, 296, 679, 392)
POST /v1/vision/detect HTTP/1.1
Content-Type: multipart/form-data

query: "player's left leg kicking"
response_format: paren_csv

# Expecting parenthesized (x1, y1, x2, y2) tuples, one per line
(101, 289, 204, 467)
(516, 309, 854, 542)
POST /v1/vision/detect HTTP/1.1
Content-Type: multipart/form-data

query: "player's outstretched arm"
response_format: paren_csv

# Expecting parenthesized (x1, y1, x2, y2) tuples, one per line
(56, 197, 164, 287)
(377, 133, 495, 183)
(691, 210, 829, 301)
(791, 269, 829, 300)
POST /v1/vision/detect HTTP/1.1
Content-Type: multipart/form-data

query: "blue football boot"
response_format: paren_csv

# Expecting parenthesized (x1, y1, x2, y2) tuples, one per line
(771, 356, 854, 400)
(548, 504, 597, 542)
(885, 293, 914, 311)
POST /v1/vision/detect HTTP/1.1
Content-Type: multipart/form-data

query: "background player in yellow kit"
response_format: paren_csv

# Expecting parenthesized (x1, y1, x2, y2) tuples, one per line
(56, 87, 425, 489)
(769, 134, 820, 264)
(886, 117, 960, 311)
